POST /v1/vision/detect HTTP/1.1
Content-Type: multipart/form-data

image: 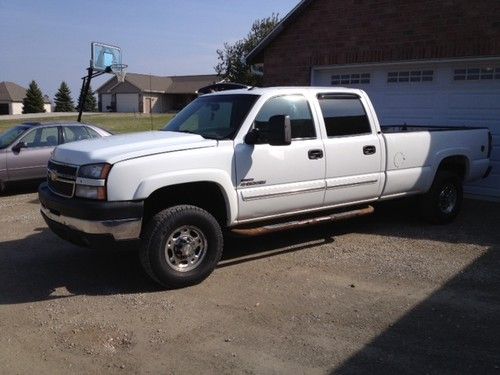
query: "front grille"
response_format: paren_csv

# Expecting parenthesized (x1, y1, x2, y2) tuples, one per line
(47, 160, 77, 179)
(48, 178, 75, 197)
(47, 160, 77, 198)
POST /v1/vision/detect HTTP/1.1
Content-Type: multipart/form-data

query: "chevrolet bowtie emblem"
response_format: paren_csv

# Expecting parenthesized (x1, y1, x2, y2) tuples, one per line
(49, 170, 58, 181)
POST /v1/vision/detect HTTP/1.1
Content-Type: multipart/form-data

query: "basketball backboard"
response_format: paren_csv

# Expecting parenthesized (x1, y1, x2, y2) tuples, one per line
(91, 42, 122, 72)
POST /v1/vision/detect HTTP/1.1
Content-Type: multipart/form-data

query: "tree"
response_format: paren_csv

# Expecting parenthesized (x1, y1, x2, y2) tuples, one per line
(215, 14, 280, 86)
(22, 80, 46, 114)
(54, 81, 75, 112)
(77, 85, 97, 112)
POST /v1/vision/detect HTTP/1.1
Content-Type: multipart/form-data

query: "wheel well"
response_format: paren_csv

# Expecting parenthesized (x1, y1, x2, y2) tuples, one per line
(437, 155, 468, 181)
(143, 182, 228, 226)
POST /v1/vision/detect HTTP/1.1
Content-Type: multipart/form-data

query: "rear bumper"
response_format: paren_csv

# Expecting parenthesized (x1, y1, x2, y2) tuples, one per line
(39, 182, 143, 243)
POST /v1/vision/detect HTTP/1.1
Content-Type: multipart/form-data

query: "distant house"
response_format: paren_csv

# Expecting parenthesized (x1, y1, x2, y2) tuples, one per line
(96, 73, 218, 113)
(0, 81, 51, 115)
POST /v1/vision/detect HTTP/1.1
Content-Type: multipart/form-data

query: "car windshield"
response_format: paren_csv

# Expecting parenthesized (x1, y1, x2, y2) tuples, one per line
(0, 126, 29, 149)
(162, 94, 259, 140)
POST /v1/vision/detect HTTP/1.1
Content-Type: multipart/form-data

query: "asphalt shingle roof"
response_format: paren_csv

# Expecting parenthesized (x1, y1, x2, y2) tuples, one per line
(97, 73, 218, 94)
(0, 81, 51, 103)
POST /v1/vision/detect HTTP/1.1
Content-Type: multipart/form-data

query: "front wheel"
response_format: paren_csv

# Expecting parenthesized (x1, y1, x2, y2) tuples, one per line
(420, 171, 463, 224)
(140, 205, 223, 288)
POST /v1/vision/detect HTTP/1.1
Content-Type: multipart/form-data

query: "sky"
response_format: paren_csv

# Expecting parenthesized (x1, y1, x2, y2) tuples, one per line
(0, 0, 299, 101)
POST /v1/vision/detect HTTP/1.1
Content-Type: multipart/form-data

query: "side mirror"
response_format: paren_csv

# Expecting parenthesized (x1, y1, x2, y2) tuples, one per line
(12, 141, 26, 153)
(268, 115, 291, 146)
(244, 128, 260, 145)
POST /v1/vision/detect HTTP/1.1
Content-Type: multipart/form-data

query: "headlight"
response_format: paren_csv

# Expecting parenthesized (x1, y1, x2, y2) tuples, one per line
(75, 163, 111, 200)
(78, 163, 111, 179)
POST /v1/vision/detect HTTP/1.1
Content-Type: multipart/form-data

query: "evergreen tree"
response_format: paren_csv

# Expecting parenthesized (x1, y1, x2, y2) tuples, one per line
(54, 81, 75, 112)
(22, 80, 46, 113)
(215, 14, 280, 86)
(77, 85, 97, 112)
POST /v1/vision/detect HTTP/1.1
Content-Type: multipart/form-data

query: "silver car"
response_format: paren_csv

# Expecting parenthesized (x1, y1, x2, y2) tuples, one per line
(0, 122, 111, 192)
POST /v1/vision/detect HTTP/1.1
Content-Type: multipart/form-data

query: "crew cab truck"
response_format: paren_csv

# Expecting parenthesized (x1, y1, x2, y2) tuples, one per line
(38, 87, 492, 288)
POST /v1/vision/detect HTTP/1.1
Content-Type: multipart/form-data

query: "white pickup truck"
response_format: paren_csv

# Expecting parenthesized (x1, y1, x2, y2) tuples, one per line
(39, 87, 492, 288)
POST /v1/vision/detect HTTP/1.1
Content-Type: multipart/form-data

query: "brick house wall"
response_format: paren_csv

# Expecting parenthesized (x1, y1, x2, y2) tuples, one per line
(255, 0, 500, 86)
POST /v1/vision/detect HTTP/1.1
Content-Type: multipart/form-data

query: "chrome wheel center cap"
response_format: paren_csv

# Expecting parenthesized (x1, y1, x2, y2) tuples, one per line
(165, 225, 208, 272)
(175, 237, 194, 258)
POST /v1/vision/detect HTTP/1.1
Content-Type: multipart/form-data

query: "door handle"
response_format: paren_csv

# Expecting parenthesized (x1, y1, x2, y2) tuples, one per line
(363, 145, 376, 155)
(308, 149, 324, 160)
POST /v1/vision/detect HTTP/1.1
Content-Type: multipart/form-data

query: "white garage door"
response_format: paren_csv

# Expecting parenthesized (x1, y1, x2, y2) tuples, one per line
(312, 59, 500, 201)
(116, 93, 139, 113)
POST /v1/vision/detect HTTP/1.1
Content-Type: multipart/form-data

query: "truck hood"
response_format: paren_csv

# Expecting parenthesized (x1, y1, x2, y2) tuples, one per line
(51, 131, 217, 165)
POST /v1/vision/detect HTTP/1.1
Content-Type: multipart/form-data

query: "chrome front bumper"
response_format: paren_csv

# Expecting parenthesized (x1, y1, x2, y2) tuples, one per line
(41, 206, 142, 241)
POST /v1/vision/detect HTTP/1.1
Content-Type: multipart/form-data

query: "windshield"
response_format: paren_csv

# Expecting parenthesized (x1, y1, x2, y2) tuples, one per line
(163, 94, 259, 140)
(0, 126, 29, 149)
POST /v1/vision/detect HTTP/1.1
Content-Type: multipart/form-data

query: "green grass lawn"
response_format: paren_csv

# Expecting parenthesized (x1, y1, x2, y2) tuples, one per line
(0, 113, 175, 134)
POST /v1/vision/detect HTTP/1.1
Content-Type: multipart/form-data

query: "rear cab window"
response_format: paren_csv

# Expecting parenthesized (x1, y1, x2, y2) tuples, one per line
(317, 94, 372, 137)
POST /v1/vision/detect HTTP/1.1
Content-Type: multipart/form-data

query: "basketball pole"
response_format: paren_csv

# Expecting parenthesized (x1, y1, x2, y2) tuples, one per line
(77, 65, 106, 123)
(77, 67, 93, 123)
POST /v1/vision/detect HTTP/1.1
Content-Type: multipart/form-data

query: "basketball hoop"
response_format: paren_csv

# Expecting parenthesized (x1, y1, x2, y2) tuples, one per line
(111, 63, 128, 83)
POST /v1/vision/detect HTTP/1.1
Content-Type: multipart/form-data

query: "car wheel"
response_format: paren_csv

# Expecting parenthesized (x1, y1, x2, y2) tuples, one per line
(140, 205, 223, 288)
(420, 170, 463, 224)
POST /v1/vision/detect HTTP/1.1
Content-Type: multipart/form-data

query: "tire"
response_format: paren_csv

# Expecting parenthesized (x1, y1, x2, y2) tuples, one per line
(420, 170, 463, 224)
(140, 205, 223, 288)
(0, 180, 5, 195)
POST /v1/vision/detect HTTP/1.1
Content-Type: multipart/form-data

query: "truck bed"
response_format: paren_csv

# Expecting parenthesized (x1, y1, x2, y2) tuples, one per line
(379, 125, 490, 199)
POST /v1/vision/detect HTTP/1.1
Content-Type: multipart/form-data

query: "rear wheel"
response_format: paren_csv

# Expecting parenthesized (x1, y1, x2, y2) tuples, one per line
(140, 205, 223, 288)
(420, 171, 463, 224)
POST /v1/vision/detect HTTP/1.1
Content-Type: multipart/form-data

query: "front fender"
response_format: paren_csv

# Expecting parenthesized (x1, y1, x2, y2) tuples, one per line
(133, 169, 238, 224)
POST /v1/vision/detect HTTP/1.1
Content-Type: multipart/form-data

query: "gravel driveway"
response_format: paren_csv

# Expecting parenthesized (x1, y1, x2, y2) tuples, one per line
(0, 189, 498, 374)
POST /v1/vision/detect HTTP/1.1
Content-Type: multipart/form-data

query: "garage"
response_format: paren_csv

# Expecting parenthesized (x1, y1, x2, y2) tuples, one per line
(116, 93, 139, 113)
(245, 0, 500, 201)
(0, 103, 9, 115)
(311, 59, 500, 200)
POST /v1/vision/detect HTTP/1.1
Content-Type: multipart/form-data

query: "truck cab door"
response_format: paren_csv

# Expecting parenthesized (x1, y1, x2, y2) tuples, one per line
(235, 94, 326, 221)
(317, 94, 383, 206)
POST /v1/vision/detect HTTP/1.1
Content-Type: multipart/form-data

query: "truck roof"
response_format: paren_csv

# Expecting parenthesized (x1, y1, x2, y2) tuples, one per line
(201, 86, 366, 97)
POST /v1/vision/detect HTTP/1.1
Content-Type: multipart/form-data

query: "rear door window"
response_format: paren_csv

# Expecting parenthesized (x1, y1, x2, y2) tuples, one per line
(63, 126, 91, 143)
(318, 95, 372, 137)
(84, 127, 101, 138)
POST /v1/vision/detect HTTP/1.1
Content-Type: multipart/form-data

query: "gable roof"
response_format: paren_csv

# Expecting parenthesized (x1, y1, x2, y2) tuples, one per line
(245, 0, 313, 64)
(0, 81, 51, 103)
(124, 73, 172, 92)
(96, 73, 218, 95)
(168, 75, 218, 94)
